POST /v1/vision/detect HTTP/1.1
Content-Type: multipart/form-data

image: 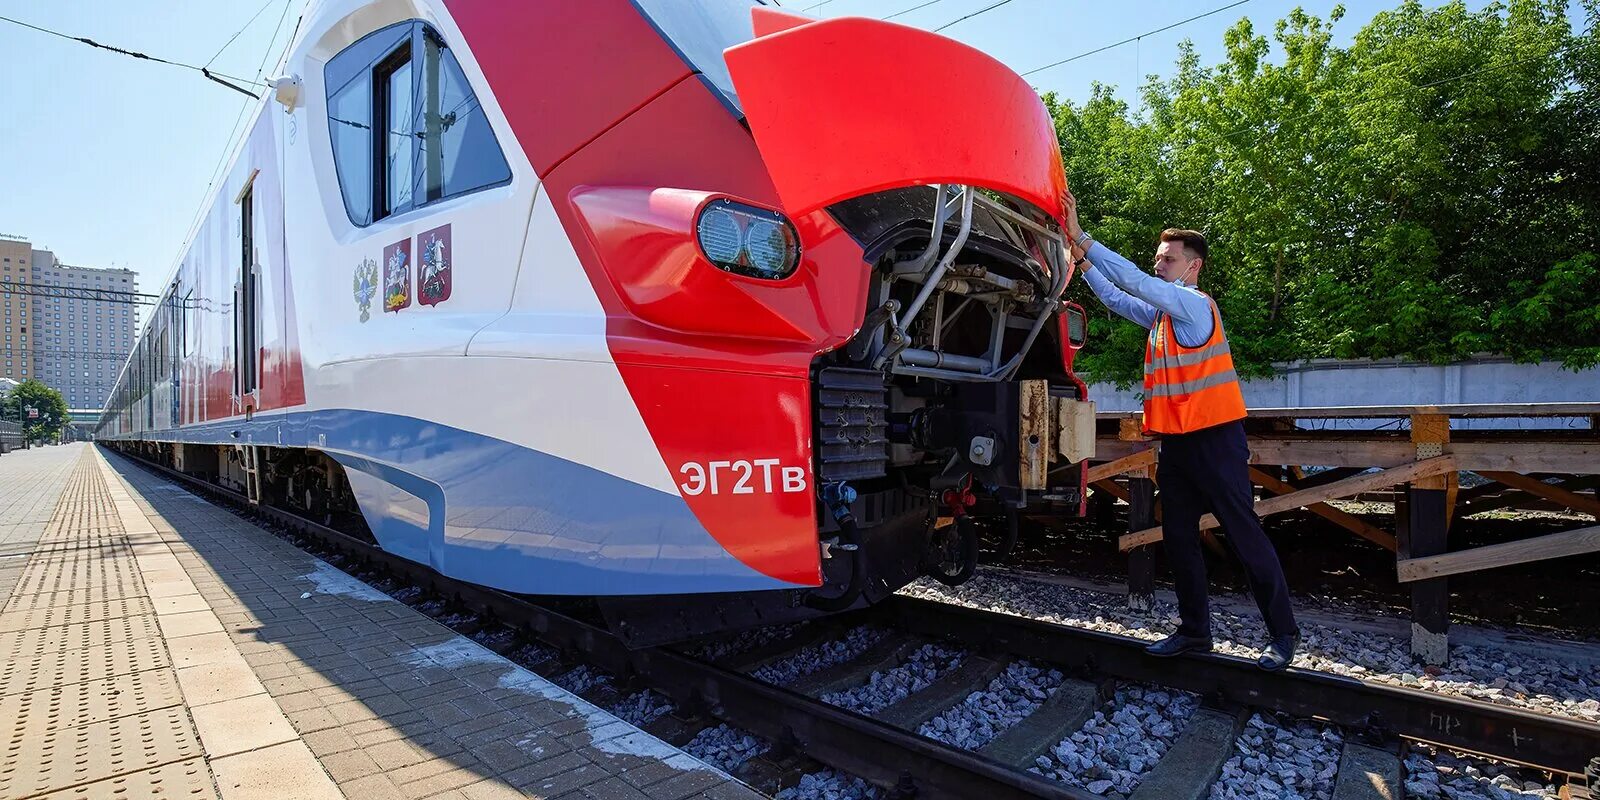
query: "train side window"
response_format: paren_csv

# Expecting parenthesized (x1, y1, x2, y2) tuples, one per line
(411, 29, 511, 203)
(325, 21, 509, 228)
(375, 49, 415, 217)
(325, 22, 410, 226)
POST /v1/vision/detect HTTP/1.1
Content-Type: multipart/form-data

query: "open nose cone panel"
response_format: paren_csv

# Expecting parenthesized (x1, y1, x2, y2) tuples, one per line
(724, 10, 1069, 224)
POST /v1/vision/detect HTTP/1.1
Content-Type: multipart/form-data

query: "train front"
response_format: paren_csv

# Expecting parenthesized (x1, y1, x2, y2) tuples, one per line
(456, 1, 1092, 644)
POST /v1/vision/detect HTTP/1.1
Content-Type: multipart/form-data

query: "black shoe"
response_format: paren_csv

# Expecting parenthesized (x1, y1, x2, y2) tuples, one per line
(1145, 633, 1213, 658)
(1257, 635, 1298, 671)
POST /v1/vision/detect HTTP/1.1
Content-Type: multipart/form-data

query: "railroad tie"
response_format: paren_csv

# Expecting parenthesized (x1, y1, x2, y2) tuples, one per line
(1127, 708, 1245, 800)
(1329, 742, 1402, 800)
(791, 637, 921, 697)
(875, 655, 1010, 731)
(977, 677, 1111, 769)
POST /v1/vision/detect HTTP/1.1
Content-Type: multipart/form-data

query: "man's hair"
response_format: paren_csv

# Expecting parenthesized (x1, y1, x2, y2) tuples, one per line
(1159, 229, 1208, 263)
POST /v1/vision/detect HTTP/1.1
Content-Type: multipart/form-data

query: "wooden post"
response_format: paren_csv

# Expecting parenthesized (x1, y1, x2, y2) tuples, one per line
(1127, 470, 1157, 613)
(1402, 482, 1450, 665)
(1405, 414, 1451, 666)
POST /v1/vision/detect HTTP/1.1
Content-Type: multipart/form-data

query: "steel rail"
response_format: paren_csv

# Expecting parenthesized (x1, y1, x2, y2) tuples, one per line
(110, 450, 1094, 800)
(880, 595, 1600, 776)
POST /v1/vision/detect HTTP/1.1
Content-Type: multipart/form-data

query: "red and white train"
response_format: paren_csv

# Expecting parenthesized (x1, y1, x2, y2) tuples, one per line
(99, 0, 1094, 644)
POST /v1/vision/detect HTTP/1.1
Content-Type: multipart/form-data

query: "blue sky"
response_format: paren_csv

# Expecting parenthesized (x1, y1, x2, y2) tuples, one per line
(0, 0, 1573, 307)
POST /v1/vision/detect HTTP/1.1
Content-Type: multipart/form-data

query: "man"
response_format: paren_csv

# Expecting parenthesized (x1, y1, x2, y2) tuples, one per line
(1063, 187, 1299, 671)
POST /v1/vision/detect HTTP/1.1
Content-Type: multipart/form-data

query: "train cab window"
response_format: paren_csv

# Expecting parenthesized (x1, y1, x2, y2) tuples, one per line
(377, 51, 415, 215)
(411, 30, 510, 203)
(325, 21, 509, 227)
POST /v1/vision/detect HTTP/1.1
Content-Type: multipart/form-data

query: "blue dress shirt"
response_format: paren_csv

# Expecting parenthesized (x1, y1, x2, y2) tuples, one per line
(1079, 241, 1216, 348)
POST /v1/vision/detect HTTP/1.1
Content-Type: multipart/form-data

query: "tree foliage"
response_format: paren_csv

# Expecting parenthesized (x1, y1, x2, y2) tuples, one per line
(1053, 0, 1600, 386)
(1, 380, 69, 443)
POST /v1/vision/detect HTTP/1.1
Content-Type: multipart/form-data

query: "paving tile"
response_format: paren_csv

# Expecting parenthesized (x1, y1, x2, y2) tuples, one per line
(158, 608, 226, 638)
(177, 655, 269, 706)
(189, 692, 299, 757)
(210, 740, 342, 800)
(321, 747, 384, 782)
(153, 592, 212, 615)
(167, 631, 241, 669)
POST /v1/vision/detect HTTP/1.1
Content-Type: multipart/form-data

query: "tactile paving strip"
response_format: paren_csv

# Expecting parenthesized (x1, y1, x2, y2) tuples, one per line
(0, 707, 205, 799)
(0, 612, 162, 662)
(3, 587, 131, 614)
(0, 669, 184, 738)
(0, 596, 155, 633)
(12, 554, 143, 599)
(33, 757, 217, 799)
(0, 636, 170, 697)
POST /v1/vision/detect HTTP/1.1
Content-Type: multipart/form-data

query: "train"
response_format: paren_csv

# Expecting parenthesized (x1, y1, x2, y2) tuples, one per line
(97, 0, 1095, 646)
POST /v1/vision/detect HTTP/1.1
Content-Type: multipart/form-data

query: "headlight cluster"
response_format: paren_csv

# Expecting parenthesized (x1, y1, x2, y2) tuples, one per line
(695, 199, 800, 280)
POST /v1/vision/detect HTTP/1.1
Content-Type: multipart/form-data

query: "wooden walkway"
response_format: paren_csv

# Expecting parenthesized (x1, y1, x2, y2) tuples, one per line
(1082, 403, 1600, 665)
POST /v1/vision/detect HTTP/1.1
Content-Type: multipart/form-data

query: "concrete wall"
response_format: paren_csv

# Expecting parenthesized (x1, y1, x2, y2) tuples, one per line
(1086, 357, 1600, 429)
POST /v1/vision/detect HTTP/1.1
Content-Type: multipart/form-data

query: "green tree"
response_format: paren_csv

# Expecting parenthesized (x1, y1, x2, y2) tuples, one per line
(1, 380, 69, 444)
(1056, 0, 1599, 386)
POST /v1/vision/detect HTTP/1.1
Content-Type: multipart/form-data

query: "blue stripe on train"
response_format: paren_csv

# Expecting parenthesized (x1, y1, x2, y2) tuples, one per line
(108, 409, 800, 595)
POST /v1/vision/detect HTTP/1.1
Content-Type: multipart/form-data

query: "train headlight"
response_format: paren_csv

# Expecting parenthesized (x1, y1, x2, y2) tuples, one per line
(695, 199, 800, 280)
(696, 206, 743, 265)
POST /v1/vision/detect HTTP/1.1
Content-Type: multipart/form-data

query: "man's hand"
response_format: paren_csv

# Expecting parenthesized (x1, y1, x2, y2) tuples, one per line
(1062, 186, 1085, 243)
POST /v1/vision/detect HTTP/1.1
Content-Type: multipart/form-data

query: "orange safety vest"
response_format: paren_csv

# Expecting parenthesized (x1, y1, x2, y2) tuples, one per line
(1143, 294, 1247, 435)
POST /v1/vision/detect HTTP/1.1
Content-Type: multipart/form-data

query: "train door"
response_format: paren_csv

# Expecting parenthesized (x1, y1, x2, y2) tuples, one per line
(235, 178, 260, 413)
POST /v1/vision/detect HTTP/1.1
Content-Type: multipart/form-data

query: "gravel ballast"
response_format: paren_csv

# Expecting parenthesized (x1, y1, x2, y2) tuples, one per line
(920, 660, 1066, 749)
(752, 625, 888, 685)
(1032, 685, 1199, 796)
(1209, 713, 1341, 800)
(903, 572, 1600, 723)
(820, 642, 965, 714)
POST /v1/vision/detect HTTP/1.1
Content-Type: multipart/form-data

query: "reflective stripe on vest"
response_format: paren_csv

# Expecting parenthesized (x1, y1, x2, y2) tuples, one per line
(1144, 339, 1233, 376)
(1141, 295, 1247, 434)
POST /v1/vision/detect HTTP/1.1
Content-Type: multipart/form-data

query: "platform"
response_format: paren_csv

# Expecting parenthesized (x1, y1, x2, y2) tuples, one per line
(0, 443, 762, 800)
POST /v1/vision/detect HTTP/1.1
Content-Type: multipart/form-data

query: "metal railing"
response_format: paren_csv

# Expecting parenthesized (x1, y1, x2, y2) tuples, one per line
(0, 420, 23, 454)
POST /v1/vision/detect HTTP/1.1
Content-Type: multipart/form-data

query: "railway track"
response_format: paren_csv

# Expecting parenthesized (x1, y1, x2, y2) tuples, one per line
(115, 451, 1600, 800)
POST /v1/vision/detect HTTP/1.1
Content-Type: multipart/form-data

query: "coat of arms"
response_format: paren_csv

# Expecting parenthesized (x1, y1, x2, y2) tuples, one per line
(418, 224, 452, 306)
(352, 258, 377, 323)
(383, 239, 412, 313)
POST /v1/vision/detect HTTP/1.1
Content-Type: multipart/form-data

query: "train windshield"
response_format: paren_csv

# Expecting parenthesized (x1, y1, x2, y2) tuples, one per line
(633, 0, 762, 112)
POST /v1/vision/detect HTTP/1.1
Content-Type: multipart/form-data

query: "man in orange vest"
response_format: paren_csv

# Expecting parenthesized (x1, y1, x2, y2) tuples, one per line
(1064, 188, 1299, 671)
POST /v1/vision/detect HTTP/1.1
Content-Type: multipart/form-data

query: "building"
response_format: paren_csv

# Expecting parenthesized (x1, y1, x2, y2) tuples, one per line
(0, 236, 37, 381)
(1, 235, 139, 410)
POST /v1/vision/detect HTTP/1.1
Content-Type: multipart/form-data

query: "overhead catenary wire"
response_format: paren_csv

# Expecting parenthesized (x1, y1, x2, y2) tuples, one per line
(0, 13, 262, 96)
(1021, 0, 1251, 77)
(933, 0, 1017, 32)
(884, 0, 950, 20)
(205, 0, 280, 70)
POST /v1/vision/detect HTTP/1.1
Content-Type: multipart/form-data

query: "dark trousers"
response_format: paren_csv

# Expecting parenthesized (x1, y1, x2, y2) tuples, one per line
(1156, 420, 1298, 640)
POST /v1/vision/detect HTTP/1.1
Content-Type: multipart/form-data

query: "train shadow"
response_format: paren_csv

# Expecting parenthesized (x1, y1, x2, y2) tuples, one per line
(99, 449, 731, 799)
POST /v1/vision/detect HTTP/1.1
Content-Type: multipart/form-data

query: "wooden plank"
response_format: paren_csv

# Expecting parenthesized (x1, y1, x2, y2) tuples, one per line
(1460, 477, 1600, 516)
(1396, 524, 1600, 583)
(1099, 402, 1600, 420)
(1246, 467, 1397, 552)
(1087, 448, 1157, 483)
(1091, 478, 1163, 522)
(1127, 474, 1157, 611)
(1098, 436, 1600, 472)
(1121, 456, 1456, 550)
(1477, 471, 1600, 518)
(1019, 380, 1051, 491)
(1091, 479, 1129, 503)
(1244, 439, 1597, 473)
(1118, 417, 1146, 441)
(1410, 414, 1451, 491)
